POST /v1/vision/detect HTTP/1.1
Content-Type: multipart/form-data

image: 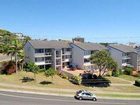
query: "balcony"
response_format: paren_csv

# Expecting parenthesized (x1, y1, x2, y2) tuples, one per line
(62, 51, 71, 55)
(84, 62, 92, 66)
(34, 53, 45, 57)
(45, 60, 52, 64)
(62, 58, 71, 62)
(84, 55, 90, 59)
(122, 56, 131, 60)
(45, 52, 52, 56)
(122, 63, 133, 67)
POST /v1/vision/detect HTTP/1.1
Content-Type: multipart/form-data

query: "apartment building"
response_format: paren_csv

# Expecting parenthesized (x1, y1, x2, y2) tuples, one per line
(70, 42, 107, 70)
(136, 47, 140, 71)
(24, 40, 72, 70)
(24, 39, 107, 71)
(108, 44, 138, 70)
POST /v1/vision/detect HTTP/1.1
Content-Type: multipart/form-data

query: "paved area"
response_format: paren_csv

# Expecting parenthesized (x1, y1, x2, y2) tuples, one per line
(62, 69, 100, 76)
(0, 91, 140, 105)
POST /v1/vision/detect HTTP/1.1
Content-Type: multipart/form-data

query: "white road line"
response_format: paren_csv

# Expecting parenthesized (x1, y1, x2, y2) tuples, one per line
(0, 92, 126, 105)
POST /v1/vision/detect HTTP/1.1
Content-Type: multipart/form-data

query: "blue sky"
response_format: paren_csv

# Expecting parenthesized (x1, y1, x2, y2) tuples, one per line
(0, 0, 140, 43)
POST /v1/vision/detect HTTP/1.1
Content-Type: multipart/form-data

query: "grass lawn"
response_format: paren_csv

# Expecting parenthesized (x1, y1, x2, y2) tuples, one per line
(119, 75, 140, 82)
(0, 71, 140, 98)
(0, 71, 87, 90)
(106, 76, 131, 84)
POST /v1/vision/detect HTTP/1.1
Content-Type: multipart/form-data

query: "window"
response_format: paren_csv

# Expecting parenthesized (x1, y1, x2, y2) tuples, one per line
(84, 58, 90, 63)
(66, 48, 71, 51)
(35, 49, 44, 53)
(35, 57, 44, 62)
(84, 51, 90, 55)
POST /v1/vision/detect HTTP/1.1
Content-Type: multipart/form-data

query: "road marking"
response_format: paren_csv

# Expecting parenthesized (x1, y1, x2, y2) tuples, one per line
(0, 92, 126, 105)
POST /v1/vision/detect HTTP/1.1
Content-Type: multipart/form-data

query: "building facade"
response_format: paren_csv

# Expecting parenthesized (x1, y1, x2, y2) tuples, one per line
(24, 40, 106, 71)
(70, 42, 107, 70)
(24, 40, 72, 70)
(108, 44, 138, 70)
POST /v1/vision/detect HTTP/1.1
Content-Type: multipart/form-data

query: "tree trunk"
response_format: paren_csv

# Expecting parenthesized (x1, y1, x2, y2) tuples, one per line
(21, 62, 24, 71)
(15, 52, 18, 74)
(11, 54, 12, 61)
(34, 73, 36, 82)
(99, 69, 102, 76)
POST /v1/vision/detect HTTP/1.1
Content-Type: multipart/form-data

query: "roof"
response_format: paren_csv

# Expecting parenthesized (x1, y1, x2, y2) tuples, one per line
(109, 44, 137, 53)
(72, 42, 107, 51)
(29, 40, 71, 49)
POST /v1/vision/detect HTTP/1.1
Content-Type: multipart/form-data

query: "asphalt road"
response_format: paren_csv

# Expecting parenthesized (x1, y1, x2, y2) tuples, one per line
(0, 91, 140, 105)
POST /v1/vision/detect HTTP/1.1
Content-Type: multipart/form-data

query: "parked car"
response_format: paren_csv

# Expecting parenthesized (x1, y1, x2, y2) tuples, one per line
(74, 90, 97, 101)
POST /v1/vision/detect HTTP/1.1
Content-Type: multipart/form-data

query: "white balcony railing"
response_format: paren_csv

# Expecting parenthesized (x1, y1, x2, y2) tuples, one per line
(84, 55, 91, 59)
(62, 58, 71, 62)
(45, 52, 52, 56)
(84, 62, 91, 66)
(34, 53, 45, 57)
(122, 56, 131, 60)
(45, 60, 52, 64)
(62, 51, 71, 55)
(122, 63, 133, 67)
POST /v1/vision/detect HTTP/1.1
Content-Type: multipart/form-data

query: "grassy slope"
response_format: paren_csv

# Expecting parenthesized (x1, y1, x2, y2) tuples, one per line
(0, 71, 140, 98)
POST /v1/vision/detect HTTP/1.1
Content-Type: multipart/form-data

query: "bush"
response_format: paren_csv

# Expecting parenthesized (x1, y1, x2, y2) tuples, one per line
(123, 66, 133, 75)
(1, 61, 16, 74)
(112, 70, 119, 77)
(69, 76, 81, 85)
(135, 79, 140, 87)
(57, 72, 68, 79)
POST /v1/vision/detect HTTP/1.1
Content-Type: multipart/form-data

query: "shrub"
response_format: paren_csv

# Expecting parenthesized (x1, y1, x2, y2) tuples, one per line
(1, 61, 16, 74)
(123, 66, 133, 75)
(57, 72, 68, 79)
(135, 79, 140, 87)
(119, 69, 123, 75)
(70, 76, 81, 85)
(112, 70, 119, 77)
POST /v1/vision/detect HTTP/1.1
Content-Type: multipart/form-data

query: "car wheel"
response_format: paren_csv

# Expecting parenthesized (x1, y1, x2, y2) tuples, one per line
(92, 97, 97, 101)
(79, 97, 83, 100)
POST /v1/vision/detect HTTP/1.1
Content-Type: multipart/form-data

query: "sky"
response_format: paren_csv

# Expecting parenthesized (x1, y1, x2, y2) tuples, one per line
(0, 0, 140, 43)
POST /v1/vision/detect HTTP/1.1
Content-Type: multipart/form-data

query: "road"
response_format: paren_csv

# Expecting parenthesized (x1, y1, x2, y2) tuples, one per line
(0, 91, 140, 105)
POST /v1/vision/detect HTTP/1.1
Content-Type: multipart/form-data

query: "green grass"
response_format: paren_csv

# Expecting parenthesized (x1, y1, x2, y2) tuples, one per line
(0, 71, 140, 99)
(106, 76, 131, 84)
(119, 75, 140, 82)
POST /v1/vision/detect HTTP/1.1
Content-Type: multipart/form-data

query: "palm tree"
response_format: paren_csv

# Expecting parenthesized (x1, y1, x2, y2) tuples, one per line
(10, 39, 23, 73)
(17, 50, 25, 70)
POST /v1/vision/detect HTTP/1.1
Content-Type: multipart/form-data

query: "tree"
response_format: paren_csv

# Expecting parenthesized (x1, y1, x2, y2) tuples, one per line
(45, 68, 56, 80)
(10, 38, 23, 73)
(24, 61, 39, 82)
(0, 29, 31, 73)
(90, 50, 117, 76)
(17, 50, 25, 70)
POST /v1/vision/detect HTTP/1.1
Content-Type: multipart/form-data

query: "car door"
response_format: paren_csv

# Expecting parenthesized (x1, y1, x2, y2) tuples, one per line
(81, 93, 87, 99)
(85, 93, 92, 100)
